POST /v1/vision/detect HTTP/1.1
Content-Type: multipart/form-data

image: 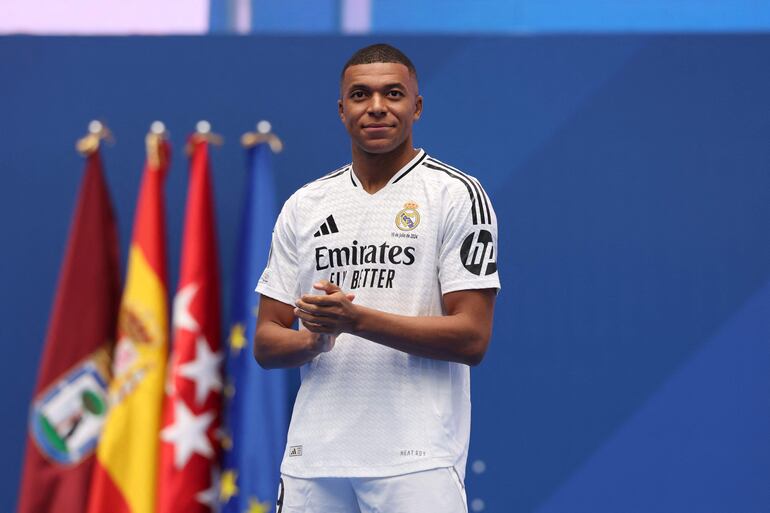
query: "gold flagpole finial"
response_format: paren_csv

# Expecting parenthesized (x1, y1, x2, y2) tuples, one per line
(145, 121, 169, 169)
(241, 120, 283, 153)
(76, 120, 113, 156)
(186, 120, 224, 155)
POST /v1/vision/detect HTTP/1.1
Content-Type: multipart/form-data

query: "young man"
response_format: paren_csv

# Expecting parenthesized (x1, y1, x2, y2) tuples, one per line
(254, 43, 499, 513)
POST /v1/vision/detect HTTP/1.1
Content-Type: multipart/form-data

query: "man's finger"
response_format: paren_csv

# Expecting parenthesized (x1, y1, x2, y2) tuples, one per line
(300, 294, 344, 307)
(295, 299, 335, 317)
(303, 322, 335, 335)
(295, 308, 335, 327)
(313, 280, 342, 294)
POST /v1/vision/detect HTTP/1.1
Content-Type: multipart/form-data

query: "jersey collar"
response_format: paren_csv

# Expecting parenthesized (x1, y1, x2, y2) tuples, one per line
(349, 149, 427, 193)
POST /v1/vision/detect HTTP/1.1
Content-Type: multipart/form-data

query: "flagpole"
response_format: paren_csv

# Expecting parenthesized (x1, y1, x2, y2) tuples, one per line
(87, 119, 171, 513)
(146, 121, 170, 169)
(241, 120, 283, 153)
(76, 120, 113, 156)
(220, 119, 286, 513)
(18, 120, 121, 513)
(158, 121, 223, 513)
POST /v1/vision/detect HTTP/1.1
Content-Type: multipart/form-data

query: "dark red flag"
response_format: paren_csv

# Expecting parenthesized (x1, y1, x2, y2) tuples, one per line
(17, 150, 121, 513)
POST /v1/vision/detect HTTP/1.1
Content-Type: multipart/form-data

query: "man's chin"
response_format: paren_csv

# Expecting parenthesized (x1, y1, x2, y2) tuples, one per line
(356, 139, 400, 155)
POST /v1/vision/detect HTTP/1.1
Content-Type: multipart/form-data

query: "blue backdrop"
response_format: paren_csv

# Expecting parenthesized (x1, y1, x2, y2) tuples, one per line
(1, 36, 769, 512)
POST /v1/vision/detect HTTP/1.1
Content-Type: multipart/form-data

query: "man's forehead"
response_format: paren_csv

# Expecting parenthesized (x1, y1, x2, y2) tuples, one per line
(341, 62, 417, 89)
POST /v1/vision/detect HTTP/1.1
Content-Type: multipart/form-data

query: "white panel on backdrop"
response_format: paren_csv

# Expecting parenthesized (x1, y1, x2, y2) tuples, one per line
(0, 0, 209, 34)
(341, 0, 371, 34)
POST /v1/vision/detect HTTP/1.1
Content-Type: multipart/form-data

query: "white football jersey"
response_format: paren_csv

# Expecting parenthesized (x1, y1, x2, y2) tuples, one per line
(256, 149, 500, 479)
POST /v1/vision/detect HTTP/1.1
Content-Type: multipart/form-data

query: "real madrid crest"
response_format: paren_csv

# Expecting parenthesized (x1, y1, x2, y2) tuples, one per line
(395, 201, 420, 231)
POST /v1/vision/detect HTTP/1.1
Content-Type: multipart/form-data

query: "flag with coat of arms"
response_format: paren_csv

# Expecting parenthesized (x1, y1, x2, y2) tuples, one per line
(17, 147, 121, 513)
(87, 131, 171, 513)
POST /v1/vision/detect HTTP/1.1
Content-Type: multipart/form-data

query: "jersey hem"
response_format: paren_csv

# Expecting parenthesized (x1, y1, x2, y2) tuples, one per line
(280, 456, 459, 479)
(441, 280, 501, 295)
(255, 283, 295, 306)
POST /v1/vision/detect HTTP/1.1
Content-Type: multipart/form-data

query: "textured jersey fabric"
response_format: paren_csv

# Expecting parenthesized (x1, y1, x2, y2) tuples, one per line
(256, 149, 500, 479)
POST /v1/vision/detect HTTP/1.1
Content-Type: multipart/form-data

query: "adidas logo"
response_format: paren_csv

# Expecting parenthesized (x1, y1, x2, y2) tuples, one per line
(314, 215, 339, 237)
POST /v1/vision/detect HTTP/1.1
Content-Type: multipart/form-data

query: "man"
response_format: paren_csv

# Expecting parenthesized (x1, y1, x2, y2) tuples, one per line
(254, 43, 499, 513)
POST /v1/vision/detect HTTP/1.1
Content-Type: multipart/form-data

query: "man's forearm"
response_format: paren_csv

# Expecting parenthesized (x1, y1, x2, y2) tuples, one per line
(254, 321, 322, 369)
(294, 284, 496, 366)
(352, 306, 489, 366)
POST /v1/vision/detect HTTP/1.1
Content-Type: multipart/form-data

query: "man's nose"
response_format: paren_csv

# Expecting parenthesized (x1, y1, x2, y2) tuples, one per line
(367, 93, 387, 115)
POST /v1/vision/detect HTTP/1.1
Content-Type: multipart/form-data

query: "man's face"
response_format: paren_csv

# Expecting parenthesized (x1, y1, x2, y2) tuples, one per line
(338, 62, 423, 155)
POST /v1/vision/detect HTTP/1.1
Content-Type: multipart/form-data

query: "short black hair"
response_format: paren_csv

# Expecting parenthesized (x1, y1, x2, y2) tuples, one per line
(341, 43, 417, 80)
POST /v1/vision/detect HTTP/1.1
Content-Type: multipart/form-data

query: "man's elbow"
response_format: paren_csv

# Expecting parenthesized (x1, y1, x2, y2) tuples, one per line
(252, 332, 276, 369)
(461, 332, 491, 367)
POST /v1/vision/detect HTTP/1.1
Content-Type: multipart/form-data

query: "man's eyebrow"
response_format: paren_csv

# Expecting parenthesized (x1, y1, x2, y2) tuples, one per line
(347, 82, 408, 92)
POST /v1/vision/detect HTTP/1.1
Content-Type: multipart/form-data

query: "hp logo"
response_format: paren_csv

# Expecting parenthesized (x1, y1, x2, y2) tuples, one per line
(460, 230, 497, 276)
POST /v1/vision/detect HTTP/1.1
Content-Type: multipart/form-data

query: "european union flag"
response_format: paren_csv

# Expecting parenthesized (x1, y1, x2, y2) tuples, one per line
(221, 141, 287, 513)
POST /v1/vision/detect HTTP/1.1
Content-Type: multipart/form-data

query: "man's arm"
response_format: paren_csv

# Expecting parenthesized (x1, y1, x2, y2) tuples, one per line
(295, 281, 496, 366)
(253, 295, 330, 369)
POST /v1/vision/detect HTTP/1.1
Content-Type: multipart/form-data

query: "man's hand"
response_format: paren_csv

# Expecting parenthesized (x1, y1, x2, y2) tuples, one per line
(294, 280, 357, 339)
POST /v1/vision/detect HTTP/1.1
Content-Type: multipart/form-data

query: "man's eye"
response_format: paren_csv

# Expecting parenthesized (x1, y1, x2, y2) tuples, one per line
(388, 90, 404, 97)
(351, 91, 365, 99)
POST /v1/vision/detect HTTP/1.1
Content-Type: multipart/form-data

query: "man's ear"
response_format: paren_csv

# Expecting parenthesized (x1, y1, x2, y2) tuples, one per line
(414, 95, 423, 121)
(338, 99, 345, 122)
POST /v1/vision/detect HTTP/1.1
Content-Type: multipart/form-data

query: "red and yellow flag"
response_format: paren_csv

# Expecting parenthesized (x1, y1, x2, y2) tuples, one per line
(17, 148, 121, 513)
(157, 136, 223, 512)
(87, 133, 171, 513)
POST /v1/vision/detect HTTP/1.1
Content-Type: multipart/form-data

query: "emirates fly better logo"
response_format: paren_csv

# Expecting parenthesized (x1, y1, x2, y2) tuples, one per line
(460, 229, 497, 276)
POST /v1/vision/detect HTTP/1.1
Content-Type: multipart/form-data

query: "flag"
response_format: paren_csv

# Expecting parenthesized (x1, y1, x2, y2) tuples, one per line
(17, 149, 121, 513)
(220, 141, 288, 513)
(157, 136, 223, 513)
(87, 134, 171, 513)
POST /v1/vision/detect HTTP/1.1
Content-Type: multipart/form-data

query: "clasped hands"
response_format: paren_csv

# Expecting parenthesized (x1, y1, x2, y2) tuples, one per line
(294, 280, 358, 352)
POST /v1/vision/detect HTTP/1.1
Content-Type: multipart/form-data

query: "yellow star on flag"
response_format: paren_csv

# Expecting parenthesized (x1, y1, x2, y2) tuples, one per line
(229, 323, 246, 354)
(247, 497, 272, 513)
(221, 433, 233, 451)
(224, 382, 236, 399)
(219, 469, 239, 502)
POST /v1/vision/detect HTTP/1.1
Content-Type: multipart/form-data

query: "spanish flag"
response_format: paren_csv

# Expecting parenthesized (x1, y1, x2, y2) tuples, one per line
(87, 131, 171, 513)
(17, 146, 121, 513)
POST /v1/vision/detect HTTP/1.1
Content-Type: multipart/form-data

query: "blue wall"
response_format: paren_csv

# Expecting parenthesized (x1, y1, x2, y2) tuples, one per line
(2, 36, 769, 512)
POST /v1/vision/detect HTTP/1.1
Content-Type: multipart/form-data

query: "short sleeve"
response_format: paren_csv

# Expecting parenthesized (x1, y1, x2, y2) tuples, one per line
(255, 194, 299, 305)
(438, 178, 501, 295)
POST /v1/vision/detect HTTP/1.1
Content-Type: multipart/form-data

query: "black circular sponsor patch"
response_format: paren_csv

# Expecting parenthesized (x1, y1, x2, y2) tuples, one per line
(460, 229, 497, 276)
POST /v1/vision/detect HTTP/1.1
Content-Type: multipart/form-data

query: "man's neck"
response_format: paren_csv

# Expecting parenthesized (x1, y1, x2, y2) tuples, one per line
(351, 141, 419, 195)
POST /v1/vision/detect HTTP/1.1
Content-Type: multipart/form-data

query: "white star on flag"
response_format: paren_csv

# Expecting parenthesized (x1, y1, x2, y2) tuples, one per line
(196, 466, 220, 509)
(179, 335, 224, 405)
(160, 399, 215, 469)
(173, 282, 200, 333)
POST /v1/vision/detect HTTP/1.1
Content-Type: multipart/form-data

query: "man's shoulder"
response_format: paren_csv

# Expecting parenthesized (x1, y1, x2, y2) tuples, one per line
(419, 154, 479, 182)
(282, 162, 353, 210)
(417, 154, 486, 197)
(299, 163, 353, 192)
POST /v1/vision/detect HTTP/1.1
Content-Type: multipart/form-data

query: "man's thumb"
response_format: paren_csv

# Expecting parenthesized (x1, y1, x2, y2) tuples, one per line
(313, 280, 340, 294)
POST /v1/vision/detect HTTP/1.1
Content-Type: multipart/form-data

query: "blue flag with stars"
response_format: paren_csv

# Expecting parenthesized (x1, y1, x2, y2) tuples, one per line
(221, 141, 288, 513)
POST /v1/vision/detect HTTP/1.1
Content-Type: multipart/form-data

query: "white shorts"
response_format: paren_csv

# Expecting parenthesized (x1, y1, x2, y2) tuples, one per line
(277, 467, 468, 513)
